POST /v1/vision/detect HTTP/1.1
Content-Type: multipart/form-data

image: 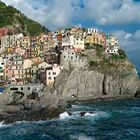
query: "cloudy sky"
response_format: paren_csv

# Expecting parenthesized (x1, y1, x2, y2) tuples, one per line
(1, 0, 140, 72)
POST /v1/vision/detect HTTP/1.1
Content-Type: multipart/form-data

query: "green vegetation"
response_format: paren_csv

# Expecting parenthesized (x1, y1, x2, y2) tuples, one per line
(85, 43, 94, 49)
(0, 1, 49, 35)
(95, 44, 104, 53)
(89, 60, 98, 67)
(118, 49, 126, 59)
(111, 49, 126, 60)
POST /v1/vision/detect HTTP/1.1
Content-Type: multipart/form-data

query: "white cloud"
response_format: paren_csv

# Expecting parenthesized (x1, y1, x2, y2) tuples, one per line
(1, 0, 140, 29)
(1, 0, 82, 29)
(114, 30, 140, 53)
(81, 0, 140, 25)
(113, 29, 140, 71)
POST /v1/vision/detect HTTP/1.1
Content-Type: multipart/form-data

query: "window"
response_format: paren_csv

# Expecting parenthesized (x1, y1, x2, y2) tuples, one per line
(10, 88, 18, 91)
(49, 72, 51, 75)
(28, 87, 30, 90)
(48, 77, 51, 80)
(21, 87, 23, 90)
(71, 56, 73, 59)
(53, 72, 56, 75)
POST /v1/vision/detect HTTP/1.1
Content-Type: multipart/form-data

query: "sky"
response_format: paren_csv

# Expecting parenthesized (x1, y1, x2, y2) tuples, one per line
(1, 0, 140, 73)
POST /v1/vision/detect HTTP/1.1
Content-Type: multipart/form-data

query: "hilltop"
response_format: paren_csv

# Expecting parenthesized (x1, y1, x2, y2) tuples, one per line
(0, 1, 49, 36)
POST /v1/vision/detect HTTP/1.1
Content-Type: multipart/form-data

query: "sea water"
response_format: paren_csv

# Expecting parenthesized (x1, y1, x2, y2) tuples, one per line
(0, 99, 140, 140)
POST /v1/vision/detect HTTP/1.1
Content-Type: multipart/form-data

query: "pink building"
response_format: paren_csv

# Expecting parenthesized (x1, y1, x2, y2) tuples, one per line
(15, 48, 28, 59)
(0, 28, 14, 37)
(38, 64, 62, 86)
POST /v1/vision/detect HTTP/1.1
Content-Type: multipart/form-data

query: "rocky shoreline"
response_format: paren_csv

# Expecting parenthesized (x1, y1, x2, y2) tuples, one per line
(1, 95, 140, 125)
(0, 67, 140, 125)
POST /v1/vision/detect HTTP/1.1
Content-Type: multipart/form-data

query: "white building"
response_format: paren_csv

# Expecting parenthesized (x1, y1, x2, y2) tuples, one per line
(87, 28, 98, 34)
(74, 35, 85, 50)
(0, 33, 23, 48)
(62, 34, 74, 47)
(106, 45, 119, 54)
(60, 47, 88, 69)
(106, 34, 118, 47)
(38, 64, 62, 86)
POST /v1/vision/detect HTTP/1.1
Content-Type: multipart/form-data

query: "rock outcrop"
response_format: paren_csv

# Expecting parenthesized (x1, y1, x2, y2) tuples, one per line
(0, 91, 70, 124)
(54, 67, 139, 100)
(134, 81, 140, 98)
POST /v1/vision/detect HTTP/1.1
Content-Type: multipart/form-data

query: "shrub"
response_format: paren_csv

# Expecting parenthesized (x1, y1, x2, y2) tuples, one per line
(89, 61, 98, 67)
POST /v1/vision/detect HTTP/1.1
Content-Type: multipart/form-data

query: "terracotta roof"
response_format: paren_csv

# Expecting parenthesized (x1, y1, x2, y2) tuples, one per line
(32, 61, 44, 66)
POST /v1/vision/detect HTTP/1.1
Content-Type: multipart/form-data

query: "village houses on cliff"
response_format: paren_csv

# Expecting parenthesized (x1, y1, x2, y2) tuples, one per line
(0, 26, 119, 89)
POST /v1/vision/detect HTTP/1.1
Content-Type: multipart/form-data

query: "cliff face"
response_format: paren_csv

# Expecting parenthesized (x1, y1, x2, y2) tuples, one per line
(54, 67, 139, 100)
(54, 47, 139, 100)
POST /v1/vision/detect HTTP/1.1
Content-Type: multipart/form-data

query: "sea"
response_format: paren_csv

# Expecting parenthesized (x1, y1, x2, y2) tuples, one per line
(0, 99, 140, 140)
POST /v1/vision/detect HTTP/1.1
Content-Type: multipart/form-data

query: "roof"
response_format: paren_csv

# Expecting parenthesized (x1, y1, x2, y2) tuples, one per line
(32, 61, 44, 66)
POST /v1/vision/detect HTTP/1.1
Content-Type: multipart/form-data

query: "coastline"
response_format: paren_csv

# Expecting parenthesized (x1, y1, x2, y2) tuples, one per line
(0, 95, 139, 125)
(68, 95, 136, 102)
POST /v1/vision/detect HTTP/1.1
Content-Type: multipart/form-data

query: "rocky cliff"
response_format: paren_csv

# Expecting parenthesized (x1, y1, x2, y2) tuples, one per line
(54, 47, 140, 100)
(54, 67, 139, 101)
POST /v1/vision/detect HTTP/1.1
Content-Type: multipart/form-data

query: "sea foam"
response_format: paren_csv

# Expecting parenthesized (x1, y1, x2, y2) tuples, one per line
(59, 112, 70, 119)
(0, 121, 6, 128)
(70, 134, 94, 140)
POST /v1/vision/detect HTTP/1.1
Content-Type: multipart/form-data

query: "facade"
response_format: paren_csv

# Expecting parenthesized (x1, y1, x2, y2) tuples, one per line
(9, 83, 44, 95)
(60, 47, 88, 69)
(38, 64, 62, 86)
(21, 36, 30, 48)
(0, 33, 23, 48)
(73, 33, 85, 50)
(4, 57, 33, 85)
(106, 34, 118, 47)
(87, 28, 98, 34)
(106, 45, 119, 54)
(62, 34, 74, 47)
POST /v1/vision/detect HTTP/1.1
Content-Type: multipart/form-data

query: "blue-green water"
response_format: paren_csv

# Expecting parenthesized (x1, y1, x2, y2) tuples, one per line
(1, 99, 140, 140)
